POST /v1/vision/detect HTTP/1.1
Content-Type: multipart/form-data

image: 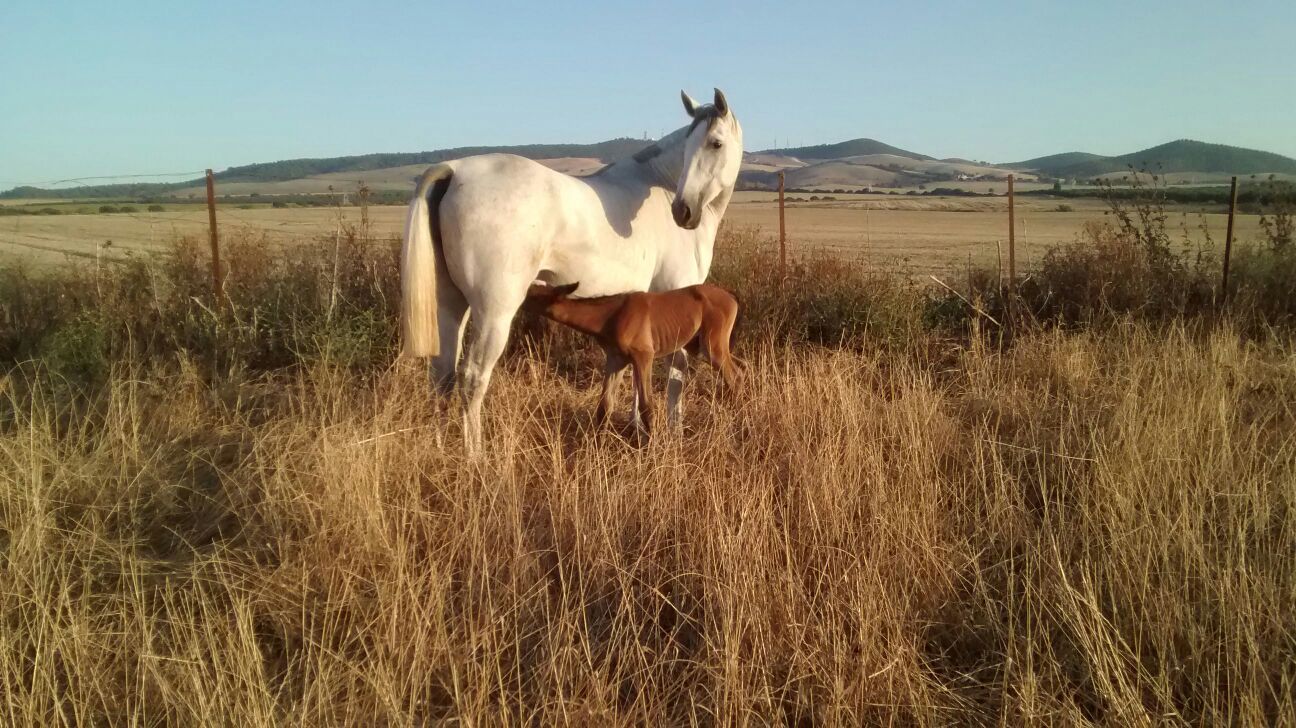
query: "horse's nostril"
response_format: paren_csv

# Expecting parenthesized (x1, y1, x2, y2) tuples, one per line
(673, 200, 691, 226)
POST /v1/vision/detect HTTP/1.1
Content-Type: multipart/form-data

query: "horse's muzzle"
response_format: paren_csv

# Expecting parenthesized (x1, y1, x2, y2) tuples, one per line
(671, 198, 696, 229)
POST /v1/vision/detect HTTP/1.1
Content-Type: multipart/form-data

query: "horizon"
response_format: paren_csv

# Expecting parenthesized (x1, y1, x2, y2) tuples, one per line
(3, 1, 1293, 187)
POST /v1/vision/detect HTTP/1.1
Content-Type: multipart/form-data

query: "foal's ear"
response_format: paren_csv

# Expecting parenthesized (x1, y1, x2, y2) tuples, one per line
(713, 88, 729, 117)
(554, 282, 579, 297)
(681, 90, 699, 118)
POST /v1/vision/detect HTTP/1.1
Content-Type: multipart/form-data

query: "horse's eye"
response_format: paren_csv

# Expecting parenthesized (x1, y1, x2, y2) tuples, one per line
(710, 140, 723, 150)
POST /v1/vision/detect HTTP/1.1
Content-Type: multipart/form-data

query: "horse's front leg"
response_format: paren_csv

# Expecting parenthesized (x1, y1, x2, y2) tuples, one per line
(665, 349, 688, 428)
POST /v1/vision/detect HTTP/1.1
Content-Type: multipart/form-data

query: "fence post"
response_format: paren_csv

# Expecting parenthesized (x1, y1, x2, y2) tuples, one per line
(778, 170, 787, 280)
(205, 169, 223, 303)
(1220, 175, 1238, 307)
(1006, 174, 1016, 331)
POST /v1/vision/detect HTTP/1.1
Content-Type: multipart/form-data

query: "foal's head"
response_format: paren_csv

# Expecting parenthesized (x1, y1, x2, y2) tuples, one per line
(523, 282, 580, 313)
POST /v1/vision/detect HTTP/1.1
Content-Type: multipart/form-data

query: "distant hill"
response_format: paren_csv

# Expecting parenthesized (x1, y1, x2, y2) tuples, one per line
(0, 138, 651, 199)
(215, 138, 649, 184)
(7, 136, 1295, 200)
(758, 138, 933, 161)
(1007, 141, 1296, 179)
(1003, 152, 1107, 172)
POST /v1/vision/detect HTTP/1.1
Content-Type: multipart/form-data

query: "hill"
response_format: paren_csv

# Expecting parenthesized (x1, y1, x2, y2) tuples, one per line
(0, 138, 650, 200)
(215, 138, 649, 184)
(758, 138, 933, 161)
(1007, 141, 1296, 179)
(7, 136, 1295, 200)
(1003, 152, 1107, 172)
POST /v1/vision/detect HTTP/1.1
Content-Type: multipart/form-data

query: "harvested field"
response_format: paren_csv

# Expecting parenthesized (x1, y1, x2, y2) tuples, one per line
(0, 192, 1265, 274)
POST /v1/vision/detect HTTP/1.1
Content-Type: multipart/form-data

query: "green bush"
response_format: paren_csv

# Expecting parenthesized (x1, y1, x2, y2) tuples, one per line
(709, 226, 925, 350)
(98, 205, 119, 214)
(147, 204, 165, 212)
(40, 312, 109, 384)
(1017, 172, 1216, 325)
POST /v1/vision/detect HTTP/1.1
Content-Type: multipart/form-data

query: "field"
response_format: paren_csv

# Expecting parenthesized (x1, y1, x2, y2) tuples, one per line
(2, 191, 1294, 724)
(0, 190, 1267, 273)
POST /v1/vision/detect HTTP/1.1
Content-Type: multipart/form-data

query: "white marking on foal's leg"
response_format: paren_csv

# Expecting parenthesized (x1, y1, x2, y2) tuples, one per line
(629, 374, 644, 433)
(459, 314, 512, 456)
(665, 350, 688, 428)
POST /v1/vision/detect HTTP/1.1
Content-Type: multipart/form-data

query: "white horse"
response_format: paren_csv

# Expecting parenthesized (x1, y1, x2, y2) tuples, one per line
(401, 88, 743, 451)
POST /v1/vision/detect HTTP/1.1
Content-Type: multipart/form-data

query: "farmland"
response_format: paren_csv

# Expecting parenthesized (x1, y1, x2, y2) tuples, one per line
(0, 191, 1266, 273)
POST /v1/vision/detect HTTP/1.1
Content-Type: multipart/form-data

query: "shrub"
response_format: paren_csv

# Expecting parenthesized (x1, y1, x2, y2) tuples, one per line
(1256, 176, 1293, 253)
(147, 204, 165, 212)
(39, 311, 109, 384)
(709, 226, 926, 350)
(1055, 204, 1074, 212)
(988, 171, 1210, 326)
(98, 205, 119, 214)
(119, 206, 138, 213)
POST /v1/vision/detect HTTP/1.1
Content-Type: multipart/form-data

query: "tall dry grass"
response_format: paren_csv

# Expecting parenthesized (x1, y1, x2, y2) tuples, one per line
(3, 320, 1294, 724)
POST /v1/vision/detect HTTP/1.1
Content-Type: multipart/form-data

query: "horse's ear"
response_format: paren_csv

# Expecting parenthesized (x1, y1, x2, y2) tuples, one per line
(555, 282, 579, 297)
(681, 90, 699, 118)
(713, 88, 729, 117)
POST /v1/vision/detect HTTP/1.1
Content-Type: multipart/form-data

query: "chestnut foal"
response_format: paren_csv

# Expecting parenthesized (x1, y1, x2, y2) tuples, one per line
(523, 282, 742, 435)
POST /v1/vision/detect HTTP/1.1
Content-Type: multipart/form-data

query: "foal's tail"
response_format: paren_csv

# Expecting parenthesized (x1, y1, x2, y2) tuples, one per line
(401, 165, 454, 357)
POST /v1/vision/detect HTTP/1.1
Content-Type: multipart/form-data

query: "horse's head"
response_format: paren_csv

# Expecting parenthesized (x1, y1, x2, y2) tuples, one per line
(672, 88, 743, 230)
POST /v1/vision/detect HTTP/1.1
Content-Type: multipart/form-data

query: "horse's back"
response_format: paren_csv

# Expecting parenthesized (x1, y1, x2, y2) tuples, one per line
(690, 284, 738, 314)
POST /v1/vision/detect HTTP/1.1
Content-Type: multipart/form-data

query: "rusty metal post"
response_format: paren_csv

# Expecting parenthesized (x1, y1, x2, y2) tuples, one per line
(1006, 174, 1016, 329)
(778, 171, 787, 279)
(205, 169, 223, 303)
(1220, 175, 1238, 307)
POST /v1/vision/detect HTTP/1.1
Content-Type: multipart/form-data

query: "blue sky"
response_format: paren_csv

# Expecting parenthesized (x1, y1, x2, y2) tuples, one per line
(3, 0, 1293, 186)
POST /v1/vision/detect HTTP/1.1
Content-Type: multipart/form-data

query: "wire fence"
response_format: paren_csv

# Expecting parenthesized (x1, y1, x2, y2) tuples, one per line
(0, 167, 1019, 283)
(5, 167, 1240, 291)
(0, 169, 396, 264)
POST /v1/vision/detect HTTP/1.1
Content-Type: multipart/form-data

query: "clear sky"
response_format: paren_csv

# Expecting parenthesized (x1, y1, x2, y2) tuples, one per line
(3, 0, 1293, 187)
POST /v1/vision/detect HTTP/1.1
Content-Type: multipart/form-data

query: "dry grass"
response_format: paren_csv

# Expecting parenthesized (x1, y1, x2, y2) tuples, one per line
(3, 321, 1294, 724)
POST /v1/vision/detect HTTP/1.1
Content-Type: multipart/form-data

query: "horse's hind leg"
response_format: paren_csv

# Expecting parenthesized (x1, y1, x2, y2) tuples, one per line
(459, 310, 515, 455)
(429, 278, 469, 395)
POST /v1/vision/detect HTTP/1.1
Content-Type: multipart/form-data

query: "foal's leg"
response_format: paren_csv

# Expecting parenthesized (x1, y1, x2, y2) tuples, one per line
(664, 349, 688, 428)
(704, 324, 742, 390)
(630, 352, 654, 437)
(596, 352, 629, 425)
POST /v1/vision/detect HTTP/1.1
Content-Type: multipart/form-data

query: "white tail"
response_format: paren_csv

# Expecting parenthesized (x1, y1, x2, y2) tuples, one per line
(401, 165, 453, 357)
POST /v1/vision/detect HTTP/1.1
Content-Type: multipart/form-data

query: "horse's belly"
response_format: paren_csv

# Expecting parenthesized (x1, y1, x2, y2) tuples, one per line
(538, 230, 654, 297)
